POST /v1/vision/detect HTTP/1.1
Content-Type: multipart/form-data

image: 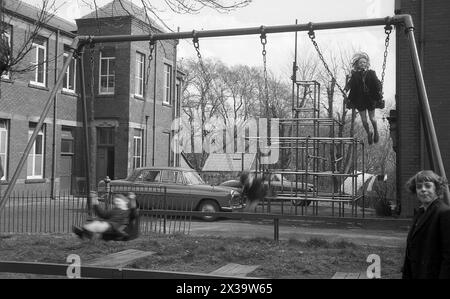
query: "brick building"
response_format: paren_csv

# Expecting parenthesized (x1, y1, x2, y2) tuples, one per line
(1, 0, 80, 193)
(395, 0, 450, 216)
(76, 0, 183, 185)
(0, 0, 182, 194)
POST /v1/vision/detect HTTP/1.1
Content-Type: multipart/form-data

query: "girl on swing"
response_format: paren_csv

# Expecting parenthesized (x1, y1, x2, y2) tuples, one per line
(344, 52, 383, 145)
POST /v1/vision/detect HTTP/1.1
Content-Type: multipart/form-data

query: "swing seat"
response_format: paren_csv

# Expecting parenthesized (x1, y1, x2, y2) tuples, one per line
(101, 208, 140, 242)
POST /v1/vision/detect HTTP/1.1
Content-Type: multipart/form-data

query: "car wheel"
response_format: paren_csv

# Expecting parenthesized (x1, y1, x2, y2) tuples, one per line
(291, 199, 312, 207)
(198, 200, 219, 221)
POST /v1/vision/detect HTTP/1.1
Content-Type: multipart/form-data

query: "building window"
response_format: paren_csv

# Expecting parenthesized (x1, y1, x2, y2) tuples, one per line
(61, 128, 74, 154)
(0, 120, 8, 180)
(175, 78, 181, 116)
(99, 52, 115, 94)
(135, 52, 145, 97)
(31, 38, 47, 86)
(164, 63, 172, 105)
(133, 129, 143, 169)
(63, 50, 76, 92)
(97, 127, 115, 146)
(1, 26, 11, 80)
(27, 123, 45, 179)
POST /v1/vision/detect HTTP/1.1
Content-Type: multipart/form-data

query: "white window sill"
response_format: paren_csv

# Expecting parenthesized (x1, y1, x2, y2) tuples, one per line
(25, 178, 45, 184)
(29, 82, 48, 90)
(62, 88, 76, 94)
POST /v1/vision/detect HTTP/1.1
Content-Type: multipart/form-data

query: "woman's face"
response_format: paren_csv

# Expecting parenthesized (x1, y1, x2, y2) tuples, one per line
(357, 58, 368, 70)
(416, 181, 438, 204)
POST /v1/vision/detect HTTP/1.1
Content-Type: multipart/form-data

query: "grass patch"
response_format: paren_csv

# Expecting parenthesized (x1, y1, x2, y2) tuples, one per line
(0, 233, 405, 279)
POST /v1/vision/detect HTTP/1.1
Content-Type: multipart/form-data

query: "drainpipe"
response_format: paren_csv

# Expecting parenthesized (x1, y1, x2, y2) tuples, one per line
(145, 115, 148, 166)
(51, 30, 60, 198)
(172, 34, 179, 167)
(152, 43, 157, 166)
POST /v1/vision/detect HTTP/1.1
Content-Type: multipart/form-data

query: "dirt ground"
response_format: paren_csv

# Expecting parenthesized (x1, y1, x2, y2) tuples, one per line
(0, 230, 405, 279)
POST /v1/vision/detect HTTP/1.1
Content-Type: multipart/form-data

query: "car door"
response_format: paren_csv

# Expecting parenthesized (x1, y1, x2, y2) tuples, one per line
(159, 170, 191, 210)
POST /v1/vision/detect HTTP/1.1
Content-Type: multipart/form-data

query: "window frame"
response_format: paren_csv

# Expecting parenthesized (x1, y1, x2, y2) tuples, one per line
(0, 120, 8, 180)
(136, 170, 161, 183)
(62, 51, 76, 93)
(135, 52, 145, 97)
(1, 27, 11, 80)
(27, 124, 45, 179)
(163, 63, 172, 105)
(98, 52, 115, 95)
(133, 129, 143, 169)
(175, 78, 181, 115)
(30, 39, 47, 87)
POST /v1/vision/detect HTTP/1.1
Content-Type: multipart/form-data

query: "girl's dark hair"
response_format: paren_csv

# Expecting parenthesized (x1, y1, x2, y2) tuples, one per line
(406, 170, 448, 195)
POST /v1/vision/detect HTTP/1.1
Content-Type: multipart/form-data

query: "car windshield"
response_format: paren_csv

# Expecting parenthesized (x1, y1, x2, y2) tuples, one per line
(183, 171, 205, 185)
(127, 169, 161, 182)
(127, 170, 141, 181)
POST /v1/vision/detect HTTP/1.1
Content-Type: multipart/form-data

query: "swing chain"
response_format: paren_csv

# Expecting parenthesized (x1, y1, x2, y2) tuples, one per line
(308, 28, 347, 98)
(193, 31, 202, 61)
(192, 34, 212, 89)
(149, 38, 155, 63)
(260, 27, 270, 110)
(380, 25, 392, 88)
(143, 37, 155, 98)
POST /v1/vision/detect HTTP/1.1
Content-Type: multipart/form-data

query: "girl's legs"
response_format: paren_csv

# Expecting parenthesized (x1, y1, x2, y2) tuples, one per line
(359, 110, 373, 144)
(368, 109, 379, 143)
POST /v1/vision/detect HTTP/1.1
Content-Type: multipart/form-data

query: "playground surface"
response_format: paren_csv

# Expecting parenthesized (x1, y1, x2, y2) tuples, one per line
(0, 219, 407, 279)
(188, 219, 408, 248)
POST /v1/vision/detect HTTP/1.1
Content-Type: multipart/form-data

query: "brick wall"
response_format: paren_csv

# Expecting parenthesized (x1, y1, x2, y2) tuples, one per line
(1, 12, 80, 193)
(397, 0, 450, 216)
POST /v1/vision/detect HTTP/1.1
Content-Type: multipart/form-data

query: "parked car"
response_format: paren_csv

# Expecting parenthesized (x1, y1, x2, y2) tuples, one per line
(98, 167, 244, 221)
(219, 173, 315, 206)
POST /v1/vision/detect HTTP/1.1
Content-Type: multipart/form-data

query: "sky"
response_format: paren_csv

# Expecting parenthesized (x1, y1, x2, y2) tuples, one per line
(25, 0, 397, 104)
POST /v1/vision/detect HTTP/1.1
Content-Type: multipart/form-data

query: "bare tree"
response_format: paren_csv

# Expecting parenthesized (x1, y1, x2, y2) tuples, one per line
(0, 0, 58, 77)
(79, 0, 251, 32)
(179, 58, 224, 170)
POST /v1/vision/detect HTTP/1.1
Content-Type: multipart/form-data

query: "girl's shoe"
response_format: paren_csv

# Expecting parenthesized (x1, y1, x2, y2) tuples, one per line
(368, 132, 373, 145)
(374, 130, 379, 143)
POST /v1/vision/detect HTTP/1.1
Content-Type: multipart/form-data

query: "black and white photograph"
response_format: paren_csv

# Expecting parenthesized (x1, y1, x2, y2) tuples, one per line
(0, 0, 449, 284)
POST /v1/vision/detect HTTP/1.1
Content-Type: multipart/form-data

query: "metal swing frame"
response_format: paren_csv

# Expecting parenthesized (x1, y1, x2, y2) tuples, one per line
(0, 14, 448, 213)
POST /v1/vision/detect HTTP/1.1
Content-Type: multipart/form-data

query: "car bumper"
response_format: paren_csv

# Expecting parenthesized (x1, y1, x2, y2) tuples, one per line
(221, 203, 246, 212)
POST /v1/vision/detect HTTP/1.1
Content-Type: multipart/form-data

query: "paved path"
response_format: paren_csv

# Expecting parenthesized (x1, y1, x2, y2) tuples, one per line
(188, 220, 408, 248)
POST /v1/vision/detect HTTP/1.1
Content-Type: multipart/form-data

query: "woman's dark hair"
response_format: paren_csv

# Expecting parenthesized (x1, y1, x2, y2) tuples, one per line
(406, 170, 448, 196)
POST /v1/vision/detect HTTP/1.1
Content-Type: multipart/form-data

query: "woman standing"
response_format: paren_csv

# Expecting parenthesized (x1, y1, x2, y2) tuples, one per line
(402, 170, 450, 279)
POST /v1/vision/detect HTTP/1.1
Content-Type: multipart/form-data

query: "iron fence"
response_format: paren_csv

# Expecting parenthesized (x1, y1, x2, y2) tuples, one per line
(0, 191, 87, 234)
(0, 182, 382, 236)
(0, 187, 193, 236)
